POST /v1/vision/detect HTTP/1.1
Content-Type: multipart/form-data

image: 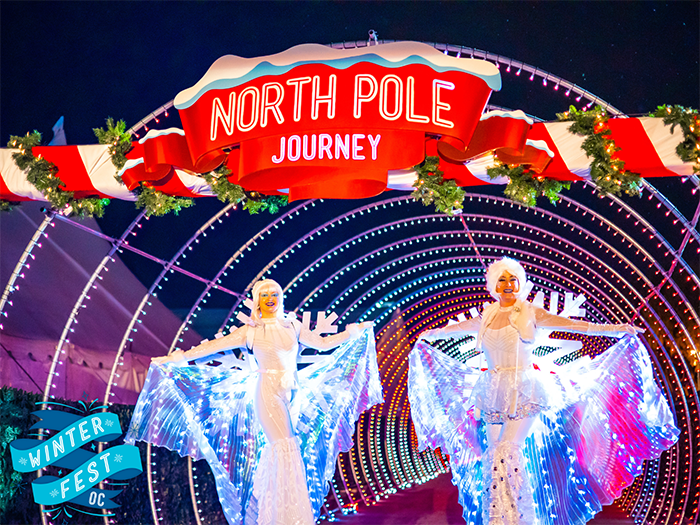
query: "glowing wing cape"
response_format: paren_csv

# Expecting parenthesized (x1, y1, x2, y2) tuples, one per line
(125, 328, 382, 525)
(408, 335, 679, 525)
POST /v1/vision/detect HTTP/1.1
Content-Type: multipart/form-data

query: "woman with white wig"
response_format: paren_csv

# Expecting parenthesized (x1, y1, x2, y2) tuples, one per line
(409, 257, 678, 525)
(127, 279, 382, 525)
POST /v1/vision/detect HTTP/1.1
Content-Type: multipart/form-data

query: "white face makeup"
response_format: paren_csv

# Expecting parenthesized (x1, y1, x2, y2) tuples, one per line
(258, 284, 281, 318)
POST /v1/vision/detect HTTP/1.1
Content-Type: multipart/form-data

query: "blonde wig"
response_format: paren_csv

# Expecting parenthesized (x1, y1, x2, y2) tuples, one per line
(250, 279, 287, 325)
(485, 257, 528, 301)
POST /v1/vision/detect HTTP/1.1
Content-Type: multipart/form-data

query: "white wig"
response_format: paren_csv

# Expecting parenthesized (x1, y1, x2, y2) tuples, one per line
(485, 257, 528, 300)
(250, 278, 287, 325)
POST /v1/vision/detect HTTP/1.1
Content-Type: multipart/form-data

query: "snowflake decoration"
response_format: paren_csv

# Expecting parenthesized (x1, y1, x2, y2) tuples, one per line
(114, 454, 123, 463)
(19, 457, 28, 466)
(105, 419, 114, 427)
(50, 489, 59, 498)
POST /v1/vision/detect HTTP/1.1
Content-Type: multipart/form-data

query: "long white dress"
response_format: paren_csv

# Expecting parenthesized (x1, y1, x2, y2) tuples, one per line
(126, 318, 382, 525)
(409, 300, 679, 525)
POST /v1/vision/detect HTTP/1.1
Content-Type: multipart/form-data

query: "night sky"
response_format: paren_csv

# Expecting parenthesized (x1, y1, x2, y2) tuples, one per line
(1, 0, 699, 310)
(2, 1, 698, 145)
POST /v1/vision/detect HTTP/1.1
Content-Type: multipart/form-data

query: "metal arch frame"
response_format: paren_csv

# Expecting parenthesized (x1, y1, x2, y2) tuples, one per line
(554, 192, 700, 335)
(102, 202, 243, 405)
(277, 202, 672, 330)
(101, 203, 241, 525)
(149, 183, 696, 523)
(260, 188, 699, 345)
(329, 40, 625, 116)
(0, 213, 53, 320)
(165, 199, 315, 351)
(333, 252, 627, 330)
(320, 217, 692, 406)
(309, 244, 624, 330)
(44, 209, 148, 401)
(286, 211, 696, 428)
(266, 199, 692, 516)
(340, 266, 628, 508)
(243, 197, 418, 296)
(295, 221, 645, 323)
(486, 190, 699, 349)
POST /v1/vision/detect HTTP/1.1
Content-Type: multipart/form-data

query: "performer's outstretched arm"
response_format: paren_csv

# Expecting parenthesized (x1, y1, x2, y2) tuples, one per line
(419, 316, 481, 341)
(152, 325, 249, 364)
(298, 321, 373, 352)
(533, 308, 642, 336)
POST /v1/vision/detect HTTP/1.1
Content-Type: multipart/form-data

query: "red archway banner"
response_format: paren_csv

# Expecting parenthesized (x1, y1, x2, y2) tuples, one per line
(136, 42, 502, 200)
(0, 43, 694, 203)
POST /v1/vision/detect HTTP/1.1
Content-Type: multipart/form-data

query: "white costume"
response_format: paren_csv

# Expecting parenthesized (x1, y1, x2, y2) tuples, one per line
(126, 316, 382, 525)
(409, 299, 679, 525)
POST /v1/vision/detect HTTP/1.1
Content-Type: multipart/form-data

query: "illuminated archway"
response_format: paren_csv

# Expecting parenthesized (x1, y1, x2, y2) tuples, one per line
(2, 41, 697, 525)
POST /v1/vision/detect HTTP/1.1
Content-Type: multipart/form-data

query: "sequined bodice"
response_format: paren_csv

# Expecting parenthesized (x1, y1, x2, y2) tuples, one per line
(250, 318, 299, 371)
(481, 309, 532, 370)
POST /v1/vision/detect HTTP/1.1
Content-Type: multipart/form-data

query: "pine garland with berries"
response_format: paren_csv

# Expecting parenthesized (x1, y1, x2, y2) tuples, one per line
(135, 186, 194, 217)
(651, 105, 700, 174)
(94, 118, 196, 216)
(4, 105, 697, 216)
(4, 132, 109, 217)
(0, 200, 20, 212)
(557, 105, 642, 197)
(411, 156, 465, 216)
(93, 118, 132, 171)
(202, 166, 288, 214)
(487, 163, 571, 207)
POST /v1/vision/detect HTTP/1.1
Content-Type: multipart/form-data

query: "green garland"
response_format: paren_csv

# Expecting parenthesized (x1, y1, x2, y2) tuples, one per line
(0, 200, 20, 212)
(4, 132, 109, 217)
(135, 186, 194, 217)
(411, 156, 465, 216)
(557, 105, 643, 197)
(650, 105, 700, 174)
(94, 118, 196, 217)
(202, 166, 288, 214)
(6, 105, 696, 217)
(0, 389, 24, 523)
(93, 117, 132, 171)
(487, 163, 571, 207)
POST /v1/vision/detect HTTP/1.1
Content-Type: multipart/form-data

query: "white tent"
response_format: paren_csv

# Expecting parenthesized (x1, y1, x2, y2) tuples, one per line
(0, 202, 203, 404)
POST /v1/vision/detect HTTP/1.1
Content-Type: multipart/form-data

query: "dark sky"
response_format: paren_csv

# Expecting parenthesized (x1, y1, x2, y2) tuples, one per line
(1, 1, 698, 312)
(2, 1, 698, 147)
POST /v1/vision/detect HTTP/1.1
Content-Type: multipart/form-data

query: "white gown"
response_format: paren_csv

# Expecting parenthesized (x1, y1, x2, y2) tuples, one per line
(409, 300, 679, 525)
(126, 318, 382, 525)
(249, 318, 357, 525)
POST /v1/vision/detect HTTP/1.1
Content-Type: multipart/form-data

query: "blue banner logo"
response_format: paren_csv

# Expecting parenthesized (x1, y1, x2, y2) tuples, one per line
(9, 401, 143, 519)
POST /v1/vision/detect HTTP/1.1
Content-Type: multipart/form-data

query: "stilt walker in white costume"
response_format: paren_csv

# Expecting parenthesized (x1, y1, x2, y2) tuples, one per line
(126, 279, 383, 525)
(408, 257, 679, 525)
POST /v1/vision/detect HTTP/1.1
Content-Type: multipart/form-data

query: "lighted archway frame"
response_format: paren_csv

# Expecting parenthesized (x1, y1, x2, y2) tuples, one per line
(2, 41, 698, 525)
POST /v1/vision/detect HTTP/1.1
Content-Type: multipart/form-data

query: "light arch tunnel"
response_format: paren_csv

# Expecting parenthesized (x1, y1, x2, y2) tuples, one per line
(2, 45, 699, 525)
(3, 180, 699, 524)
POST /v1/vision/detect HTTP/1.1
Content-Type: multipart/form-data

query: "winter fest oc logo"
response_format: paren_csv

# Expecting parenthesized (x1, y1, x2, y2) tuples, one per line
(10, 399, 142, 520)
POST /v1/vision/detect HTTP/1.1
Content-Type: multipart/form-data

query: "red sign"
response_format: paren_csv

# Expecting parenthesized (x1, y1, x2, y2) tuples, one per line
(164, 42, 501, 200)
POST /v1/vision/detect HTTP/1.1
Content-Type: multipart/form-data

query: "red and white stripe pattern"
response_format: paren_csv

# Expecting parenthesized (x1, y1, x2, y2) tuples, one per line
(0, 144, 214, 202)
(448, 116, 693, 187)
(0, 117, 693, 202)
(534, 117, 693, 181)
